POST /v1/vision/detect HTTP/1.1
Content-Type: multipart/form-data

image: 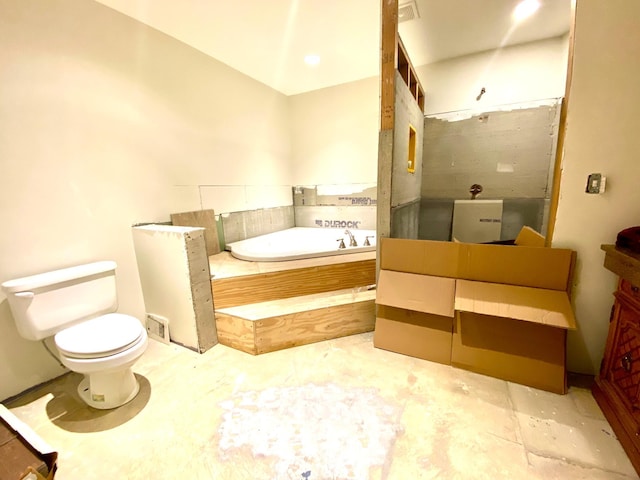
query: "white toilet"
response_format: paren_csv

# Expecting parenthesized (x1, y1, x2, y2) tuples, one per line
(1, 261, 148, 409)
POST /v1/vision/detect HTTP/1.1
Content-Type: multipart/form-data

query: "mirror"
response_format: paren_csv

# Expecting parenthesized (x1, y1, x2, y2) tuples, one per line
(380, 0, 573, 244)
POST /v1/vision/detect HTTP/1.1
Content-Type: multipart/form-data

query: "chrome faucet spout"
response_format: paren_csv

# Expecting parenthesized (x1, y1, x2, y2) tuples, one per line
(344, 229, 357, 247)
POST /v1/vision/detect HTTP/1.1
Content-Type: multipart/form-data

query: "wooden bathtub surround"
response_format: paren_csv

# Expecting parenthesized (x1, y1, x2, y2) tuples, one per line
(210, 251, 377, 355)
(212, 259, 376, 309)
(216, 288, 376, 355)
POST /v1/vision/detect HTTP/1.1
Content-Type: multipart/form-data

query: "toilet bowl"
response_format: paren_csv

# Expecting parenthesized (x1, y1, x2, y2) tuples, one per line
(55, 313, 148, 409)
(1, 261, 148, 410)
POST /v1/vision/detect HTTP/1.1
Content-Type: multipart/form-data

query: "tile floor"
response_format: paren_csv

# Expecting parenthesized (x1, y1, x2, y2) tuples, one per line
(5, 333, 639, 480)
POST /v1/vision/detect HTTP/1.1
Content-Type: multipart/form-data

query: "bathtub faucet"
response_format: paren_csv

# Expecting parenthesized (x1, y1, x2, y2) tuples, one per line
(344, 229, 357, 247)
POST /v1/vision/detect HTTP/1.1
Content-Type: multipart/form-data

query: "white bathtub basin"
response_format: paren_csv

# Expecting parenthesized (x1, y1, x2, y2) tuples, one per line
(226, 227, 376, 262)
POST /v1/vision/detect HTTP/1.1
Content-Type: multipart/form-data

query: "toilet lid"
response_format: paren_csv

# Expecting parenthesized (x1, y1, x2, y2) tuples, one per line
(55, 313, 145, 359)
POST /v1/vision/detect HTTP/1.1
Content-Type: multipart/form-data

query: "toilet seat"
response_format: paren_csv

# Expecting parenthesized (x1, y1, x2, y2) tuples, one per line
(55, 313, 145, 359)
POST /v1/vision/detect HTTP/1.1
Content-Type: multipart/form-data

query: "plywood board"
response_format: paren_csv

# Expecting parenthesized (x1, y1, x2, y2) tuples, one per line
(254, 300, 375, 354)
(214, 313, 256, 355)
(171, 209, 221, 256)
(212, 259, 375, 309)
(216, 288, 375, 320)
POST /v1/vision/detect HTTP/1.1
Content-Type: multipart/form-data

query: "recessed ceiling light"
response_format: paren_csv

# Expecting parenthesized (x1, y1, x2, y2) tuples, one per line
(513, 0, 540, 22)
(304, 54, 320, 66)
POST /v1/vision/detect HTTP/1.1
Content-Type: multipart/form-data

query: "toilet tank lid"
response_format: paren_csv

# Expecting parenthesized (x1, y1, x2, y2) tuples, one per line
(1, 261, 117, 293)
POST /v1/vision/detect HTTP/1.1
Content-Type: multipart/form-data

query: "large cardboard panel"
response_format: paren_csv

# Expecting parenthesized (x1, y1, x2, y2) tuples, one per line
(376, 270, 455, 317)
(459, 243, 573, 291)
(374, 306, 453, 365)
(452, 312, 567, 394)
(380, 237, 460, 277)
(455, 280, 576, 329)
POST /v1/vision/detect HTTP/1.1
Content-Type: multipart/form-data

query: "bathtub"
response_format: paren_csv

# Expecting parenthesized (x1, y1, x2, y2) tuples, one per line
(226, 227, 377, 262)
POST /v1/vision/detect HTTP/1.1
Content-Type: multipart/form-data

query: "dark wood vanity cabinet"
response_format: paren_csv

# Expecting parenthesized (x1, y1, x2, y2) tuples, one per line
(593, 245, 640, 474)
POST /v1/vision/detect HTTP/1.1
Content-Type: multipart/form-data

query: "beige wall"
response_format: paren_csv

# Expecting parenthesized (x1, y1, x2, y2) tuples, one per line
(0, 0, 292, 400)
(417, 35, 569, 115)
(553, 0, 640, 373)
(289, 77, 380, 186)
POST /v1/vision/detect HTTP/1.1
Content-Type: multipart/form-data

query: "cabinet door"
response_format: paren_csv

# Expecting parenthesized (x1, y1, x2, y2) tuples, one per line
(609, 302, 640, 418)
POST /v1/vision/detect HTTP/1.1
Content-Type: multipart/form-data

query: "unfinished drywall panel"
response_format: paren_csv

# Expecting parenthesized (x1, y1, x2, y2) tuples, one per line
(552, 0, 640, 375)
(132, 225, 217, 353)
(422, 101, 561, 201)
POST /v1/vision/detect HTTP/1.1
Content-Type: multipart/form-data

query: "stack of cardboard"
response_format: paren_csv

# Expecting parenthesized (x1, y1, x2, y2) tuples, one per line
(374, 229, 576, 394)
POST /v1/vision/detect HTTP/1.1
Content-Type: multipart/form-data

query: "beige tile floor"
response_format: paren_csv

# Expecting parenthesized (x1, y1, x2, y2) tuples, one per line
(5, 333, 640, 480)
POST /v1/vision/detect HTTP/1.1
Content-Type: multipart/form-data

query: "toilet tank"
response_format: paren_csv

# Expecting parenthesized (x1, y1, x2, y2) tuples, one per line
(1, 261, 119, 341)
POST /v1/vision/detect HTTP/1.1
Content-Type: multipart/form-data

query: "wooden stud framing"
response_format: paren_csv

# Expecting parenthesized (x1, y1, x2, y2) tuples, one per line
(545, 0, 576, 246)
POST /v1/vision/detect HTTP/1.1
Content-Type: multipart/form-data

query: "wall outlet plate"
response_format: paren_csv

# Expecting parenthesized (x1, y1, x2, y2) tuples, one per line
(146, 313, 170, 344)
(586, 173, 604, 194)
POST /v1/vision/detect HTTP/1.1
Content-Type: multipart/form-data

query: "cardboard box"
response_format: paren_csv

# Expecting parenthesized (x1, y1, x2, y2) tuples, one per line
(379, 238, 460, 278)
(0, 405, 57, 480)
(454, 280, 576, 330)
(374, 270, 455, 365)
(452, 279, 576, 394)
(451, 311, 568, 394)
(375, 232, 577, 394)
(514, 226, 546, 247)
(380, 237, 573, 291)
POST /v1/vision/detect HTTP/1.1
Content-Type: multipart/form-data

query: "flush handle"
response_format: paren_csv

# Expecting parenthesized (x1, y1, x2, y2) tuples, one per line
(15, 291, 35, 299)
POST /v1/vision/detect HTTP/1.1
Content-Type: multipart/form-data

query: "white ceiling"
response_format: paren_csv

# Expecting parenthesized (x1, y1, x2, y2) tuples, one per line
(94, 0, 571, 96)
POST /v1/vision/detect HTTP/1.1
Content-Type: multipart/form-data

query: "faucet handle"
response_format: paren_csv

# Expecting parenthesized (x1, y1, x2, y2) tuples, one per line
(336, 238, 346, 249)
(364, 235, 374, 246)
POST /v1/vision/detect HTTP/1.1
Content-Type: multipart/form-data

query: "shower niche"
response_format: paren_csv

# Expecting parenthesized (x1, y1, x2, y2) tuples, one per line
(419, 99, 561, 242)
